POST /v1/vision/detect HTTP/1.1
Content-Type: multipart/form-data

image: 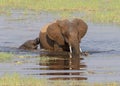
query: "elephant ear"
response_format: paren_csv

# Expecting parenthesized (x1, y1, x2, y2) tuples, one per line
(72, 18, 88, 39)
(47, 22, 65, 45)
(56, 19, 70, 34)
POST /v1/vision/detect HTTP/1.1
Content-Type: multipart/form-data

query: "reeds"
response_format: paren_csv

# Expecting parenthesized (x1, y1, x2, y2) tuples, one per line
(0, 52, 12, 62)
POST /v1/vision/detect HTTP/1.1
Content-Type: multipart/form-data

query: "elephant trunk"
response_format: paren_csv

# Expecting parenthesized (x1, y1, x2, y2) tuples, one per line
(69, 41, 80, 57)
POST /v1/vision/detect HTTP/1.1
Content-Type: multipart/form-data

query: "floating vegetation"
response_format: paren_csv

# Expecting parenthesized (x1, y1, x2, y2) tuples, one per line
(0, 52, 13, 62)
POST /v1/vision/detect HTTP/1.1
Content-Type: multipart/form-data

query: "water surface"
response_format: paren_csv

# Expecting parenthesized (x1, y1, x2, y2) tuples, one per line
(0, 10, 120, 82)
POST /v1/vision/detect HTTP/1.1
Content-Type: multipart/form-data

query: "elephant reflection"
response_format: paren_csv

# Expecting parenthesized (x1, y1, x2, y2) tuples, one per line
(39, 54, 87, 80)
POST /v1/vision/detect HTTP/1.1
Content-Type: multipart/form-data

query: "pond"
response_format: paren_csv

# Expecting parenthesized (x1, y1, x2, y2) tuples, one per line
(0, 10, 120, 83)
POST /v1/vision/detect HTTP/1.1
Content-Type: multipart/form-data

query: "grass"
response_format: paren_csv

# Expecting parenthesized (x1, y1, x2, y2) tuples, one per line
(0, 52, 13, 62)
(0, 0, 120, 24)
(0, 73, 48, 86)
(0, 73, 119, 86)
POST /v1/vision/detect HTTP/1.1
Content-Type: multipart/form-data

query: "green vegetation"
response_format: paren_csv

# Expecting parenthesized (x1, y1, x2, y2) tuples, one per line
(0, 52, 13, 62)
(0, 73, 119, 86)
(0, 73, 48, 86)
(0, 0, 120, 24)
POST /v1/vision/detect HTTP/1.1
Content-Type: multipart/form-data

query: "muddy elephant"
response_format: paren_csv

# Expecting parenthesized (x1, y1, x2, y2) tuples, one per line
(19, 37, 40, 50)
(39, 18, 88, 57)
(39, 20, 69, 52)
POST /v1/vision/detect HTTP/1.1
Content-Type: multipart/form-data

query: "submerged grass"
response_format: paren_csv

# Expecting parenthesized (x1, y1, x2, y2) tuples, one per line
(0, 52, 13, 62)
(0, 73, 120, 86)
(0, 0, 120, 24)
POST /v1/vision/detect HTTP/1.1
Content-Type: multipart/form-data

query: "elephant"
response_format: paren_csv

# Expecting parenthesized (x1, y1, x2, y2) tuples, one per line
(39, 18, 88, 57)
(19, 37, 40, 50)
(19, 18, 88, 57)
(39, 20, 69, 52)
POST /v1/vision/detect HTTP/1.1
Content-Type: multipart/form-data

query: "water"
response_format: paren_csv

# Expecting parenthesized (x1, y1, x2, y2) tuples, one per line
(0, 10, 120, 82)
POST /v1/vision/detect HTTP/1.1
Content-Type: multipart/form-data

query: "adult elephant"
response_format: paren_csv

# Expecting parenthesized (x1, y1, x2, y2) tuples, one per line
(19, 21, 68, 51)
(39, 18, 88, 57)
(39, 20, 69, 52)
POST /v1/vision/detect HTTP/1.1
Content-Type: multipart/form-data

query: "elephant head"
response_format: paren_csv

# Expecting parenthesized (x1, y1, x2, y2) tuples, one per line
(47, 18, 88, 57)
(72, 18, 88, 39)
(19, 37, 40, 50)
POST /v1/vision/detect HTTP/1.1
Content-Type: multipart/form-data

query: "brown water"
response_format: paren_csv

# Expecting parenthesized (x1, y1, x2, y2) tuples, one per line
(0, 10, 120, 82)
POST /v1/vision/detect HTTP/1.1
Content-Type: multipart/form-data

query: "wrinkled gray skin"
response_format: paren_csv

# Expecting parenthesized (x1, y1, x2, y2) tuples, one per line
(19, 37, 40, 50)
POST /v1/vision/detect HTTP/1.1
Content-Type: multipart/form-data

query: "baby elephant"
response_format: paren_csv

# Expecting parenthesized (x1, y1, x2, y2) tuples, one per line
(19, 37, 40, 50)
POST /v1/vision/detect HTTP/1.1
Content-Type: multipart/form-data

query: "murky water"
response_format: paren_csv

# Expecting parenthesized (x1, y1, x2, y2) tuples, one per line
(0, 10, 120, 82)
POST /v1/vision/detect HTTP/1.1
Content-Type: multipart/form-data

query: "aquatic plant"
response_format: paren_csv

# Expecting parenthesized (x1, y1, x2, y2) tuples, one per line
(0, 52, 13, 62)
